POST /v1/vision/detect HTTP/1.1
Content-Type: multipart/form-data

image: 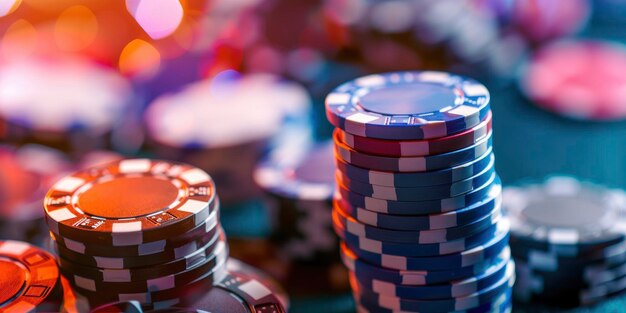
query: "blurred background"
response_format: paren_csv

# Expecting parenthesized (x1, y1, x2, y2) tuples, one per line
(2, 0, 626, 312)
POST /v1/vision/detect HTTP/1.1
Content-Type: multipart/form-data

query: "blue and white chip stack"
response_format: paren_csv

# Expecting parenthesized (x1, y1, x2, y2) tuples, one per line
(504, 176, 626, 308)
(325, 71, 514, 313)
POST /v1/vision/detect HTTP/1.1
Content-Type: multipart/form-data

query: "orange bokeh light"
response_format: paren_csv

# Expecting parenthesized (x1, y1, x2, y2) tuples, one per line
(54, 5, 98, 52)
(1, 19, 38, 61)
(119, 38, 161, 79)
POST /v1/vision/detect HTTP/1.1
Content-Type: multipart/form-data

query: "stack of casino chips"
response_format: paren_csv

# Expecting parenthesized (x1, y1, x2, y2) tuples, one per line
(254, 140, 350, 295)
(325, 71, 514, 313)
(88, 259, 289, 313)
(44, 159, 230, 309)
(504, 176, 626, 307)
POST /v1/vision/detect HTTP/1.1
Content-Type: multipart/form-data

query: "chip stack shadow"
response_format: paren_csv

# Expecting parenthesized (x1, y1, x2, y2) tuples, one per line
(325, 71, 514, 312)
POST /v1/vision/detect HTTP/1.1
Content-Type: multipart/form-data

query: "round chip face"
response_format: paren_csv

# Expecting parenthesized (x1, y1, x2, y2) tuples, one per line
(0, 240, 60, 312)
(44, 159, 217, 246)
(325, 71, 490, 140)
(520, 40, 626, 120)
(503, 176, 626, 250)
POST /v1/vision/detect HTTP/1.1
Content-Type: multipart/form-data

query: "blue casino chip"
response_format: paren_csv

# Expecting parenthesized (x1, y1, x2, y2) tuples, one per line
(333, 203, 501, 244)
(339, 154, 494, 200)
(325, 71, 491, 140)
(336, 166, 497, 216)
(335, 148, 494, 188)
(353, 263, 515, 312)
(355, 290, 512, 313)
(335, 218, 500, 257)
(335, 148, 494, 189)
(344, 219, 510, 271)
(335, 156, 495, 201)
(341, 243, 511, 286)
(334, 175, 501, 231)
(352, 256, 512, 300)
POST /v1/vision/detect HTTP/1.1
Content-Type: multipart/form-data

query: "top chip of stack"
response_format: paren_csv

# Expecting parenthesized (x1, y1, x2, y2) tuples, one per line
(503, 176, 626, 307)
(325, 71, 514, 313)
(44, 159, 230, 310)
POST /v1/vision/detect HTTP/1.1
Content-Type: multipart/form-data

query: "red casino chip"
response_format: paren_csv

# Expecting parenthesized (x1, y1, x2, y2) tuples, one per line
(44, 159, 217, 247)
(521, 40, 626, 120)
(336, 112, 492, 157)
(0, 240, 62, 312)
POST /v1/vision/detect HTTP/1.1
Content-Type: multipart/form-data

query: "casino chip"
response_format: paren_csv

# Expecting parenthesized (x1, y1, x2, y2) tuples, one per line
(326, 71, 513, 313)
(176, 258, 288, 313)
(503, 176, 626, 307)
(254, 140, 337, 262)
(0, 240, 63, 312)
(253, 139, 347, 297)
(325, 71, 490, 141)
(520, 40, 626, 121)
(144, 73, 313, 204)
(42, 159, 287, 311)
